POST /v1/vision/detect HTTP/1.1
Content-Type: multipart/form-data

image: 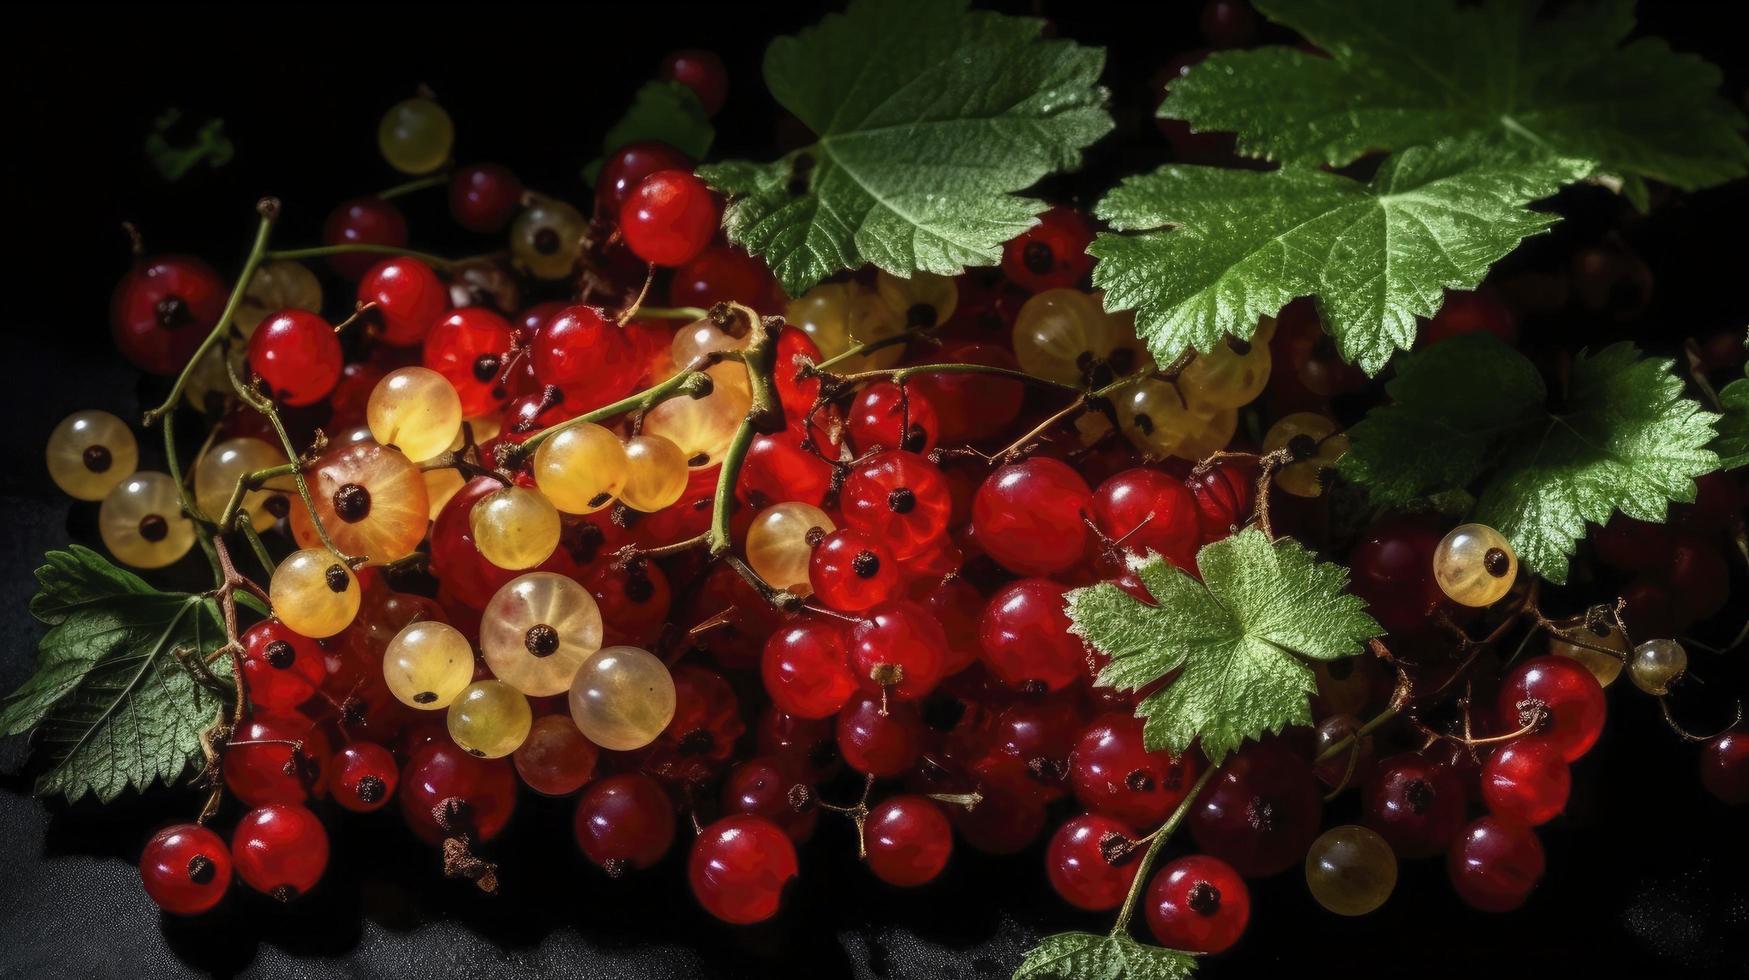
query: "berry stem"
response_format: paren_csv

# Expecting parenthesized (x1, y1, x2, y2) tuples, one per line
(213, 462, 301, 532)
(497, 360, 720, 469)
(376, 172, 449, 200)
(1314, 705, 1400, 765)
(1109, 761, 1219, 937)
(635, 306, 711, 321)
(264, 242, 456, 270)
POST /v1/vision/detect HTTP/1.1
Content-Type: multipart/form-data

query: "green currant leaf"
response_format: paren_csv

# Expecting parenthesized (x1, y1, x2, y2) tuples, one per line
(1162, 0, 1749, 194)
(1013, 932, 1197, 980)
(0, 546, 233, 803)
(1340, 334, 1722, 582)
(1716, 362, 1749, 470)
(1090, 145, 1588, 374)
(698, 0, 1112, 297)
(1066, 530, 1380, 760)
(581, 80, 715, 185)
(144, 109, 234, 182)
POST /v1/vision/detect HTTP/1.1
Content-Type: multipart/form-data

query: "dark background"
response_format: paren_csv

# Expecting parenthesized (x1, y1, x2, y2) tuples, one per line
(4, 3, 1749, 978)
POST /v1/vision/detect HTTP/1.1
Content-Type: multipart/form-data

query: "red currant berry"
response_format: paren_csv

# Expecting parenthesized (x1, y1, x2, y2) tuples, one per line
(1420, 288, 1518, 348)
(951, 781, 1047, 855)
(1187, 457, 1256, 541)
(329, 361, 387, 429)
(848, 600, 949, 701)
(358, 257, 447, 347)
(758, 705, 843, 784)
(763, 620, 855, 719)
(241, 620, 325, 711)
(111, 255, 226, 375)
(1146, 854, 1249, 954)
(1447, 816, 1544, 912)
(689, 814, 798, 924)
(1496, 655, 1607, 762)
(836, 694, 923, 777)
(660, 49, 728, 116)
(1666, 531, 1729, 625)
(841, 450, 952, 560)
(913, 341, 1025, 442)
(972, 457, 1095, 577)
(596, 141, 694, 216)
(722, 755, 818, 843)
(574, 773, 677, 874)
(449, 163, 523, 233)
(915, 575, 983, 675)
(668, 245, 772, 310)
(620, 170, 717, 267)
(1189, 740, 1322, 877)
(1481, 739, 1569, 826)
(1701, 730, 1749, 805)
(223, 712, 327, 806)
(232, 804, 329, 901)
(810, 528, 902, 612)
(1093, 468, 1200, 571)
(1071, 714, 1198, 827)
(1200, 0, 1258, 47)
(1361, 752, 1467, 858)
(332, 741, 398, 813)
(1348, 516, 1447, 635)
(979, 579, 1085, 693)
(584, 557, 671, 647)
(400, 741, 518, 845)
(865, 795, 953, 887)
(773, 326, 826, 420)
(739, 430, 835, 508)
(140, 824, 231, 915)
(848, 382, 940, 454)
(531, 305, 640, 410)
(661, 665, 745, 762)
(1046, 813, 1141, 911)
(323, 197, 409, 280)
(247, 310, 343, 406)
(1001, 206, 1096, 293)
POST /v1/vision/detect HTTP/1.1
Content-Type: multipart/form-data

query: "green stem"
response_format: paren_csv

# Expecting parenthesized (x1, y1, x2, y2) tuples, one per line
(811, 323, 936, 373)
(377, 172, 449, 200)
(143, 201, 278, 426)
(499, 365, 716, 468)
(709, 305, 784, 555)
(264, 243, 456, 271)
(214, 462, 301, 532)
(164, 414, 221, 579)
(635, 305, 711, 321)
(835, 360, 1077, 393)
(239, 520, 275, 577)
(224, 355, 357, 565)
(1111, 762, 1220, 937)
(1313, 705, 1400, 765)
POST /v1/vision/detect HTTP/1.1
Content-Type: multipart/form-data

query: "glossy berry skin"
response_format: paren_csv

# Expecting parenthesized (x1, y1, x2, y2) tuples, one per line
(620, 170, 717, 267)
(596, 141, 693, 215)
(240, 620, 325, 711)
(866, 796, 953, 887)
(358, 257, 447, 346)
(232, 804, 328, 900)
(140, 824, 231, 915)
(586, 558, 673, 648)
(739, 431, 834, 508)
(848, 601, 949, 701)
(532, 305, 640, 410)
(913, 341, 1026, 442)
(722, 755, 818, 843)
(762, 620, 855, 719)
(449, 163, 524, 233)
(669, 246, 772, 311)
(1362, 753, 1467, 859)
(1146, 855, 1249, 954)
(836, 695, 923, 777)
(979, 579, 1085, 693)
(1189, 740, 1322, 877)
(689, 815, 799, 924)
(810, 528, 902, 612)
(332, 741, 398, 813)
(323, 197, 409, 280)
(1701, 731, 1749, 805)
(841, 450, 952, 560)
(424, 307, 518, 417)
(1496, 656, 1608, 762)
(1447, 817, 1544, 912)
(1188, 458, 1255, 540)
(848, 382, 939, 454)
(973, 458, 1094, 576)
(661, 49, 728, 115)
(1070, 714, 1198, 828)
(660, 665, 745, 762)
(248, 310, 343, 406)
(1481, 740, 1570, 826)
(1001, 206, 1096, 293)
(1046, 814, 1140, 911)
(1348, 516, 1447, 635)
(399, 742, 518, 845)
(223, 712, 325, 806)
(1092, 468, 1200, 571)
(574, 773, 677, 873)
(111, 255, 226, 375)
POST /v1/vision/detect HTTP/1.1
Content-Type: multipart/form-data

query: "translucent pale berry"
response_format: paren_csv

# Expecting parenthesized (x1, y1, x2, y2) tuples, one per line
(1261, 411, 1347, 498)
(514, 714, 599, 796)
(510, 197, 588, 280)
(873, 270, 957, 329)
(383, 620, 477, 709)
(1305, 824, 1397, 916)
(1433, 523, 1518, 608)
(1481, 739, 1570, 826)
(620, 169, 717, 267)
(568, 645, 677, 751)
(865, 795, 953, 887)
(532, 423, 628, 515)
(619, 434, 691, 512)
(248, 310, 343, 406)
(644, 363, 751, 468)
(1547, 614, 1627, 687)
(140, 823, 231, 915)
(480, 572, 604, 696)
(1179, 320, 1275, 411)
(232, 804, 329, 901)
(972, 457, 1094, 576)
(786, 283, 907, 372)
(236, 260, 322, 336)
(1046, 814, 1141, 911)
(1447, 817, 1544, 912)
(291, 441, 429, 562)
(574, 772, 676, 871)
(809, 528, 901, 612)
(1629, 638, 1687, 695)
(761, 620, 854, 719)
(469, 485, 561, 570)
(747, 502, 835, 595)
(47, 410, 139, 501)
(688, 815, 798, 924)
(447, 679, 533, 758)
(378, 96, 453, 174)
(194, 437, 288, 530)
(979, 579, 1085, 693)
(100, 472, 195, 569)
(241, 620, 325, 710)
(1496, 655, 1607, 762)
(333, 741, 398, 813)
(1146, 855, 1249, 954)
(270, 549, 361, 639)
(1012, 288, 1150, 387)
(367, 367, 463, 462)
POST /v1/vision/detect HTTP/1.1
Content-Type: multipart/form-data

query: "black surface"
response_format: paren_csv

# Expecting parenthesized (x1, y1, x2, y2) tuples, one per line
(4, 4, 1749, 979)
